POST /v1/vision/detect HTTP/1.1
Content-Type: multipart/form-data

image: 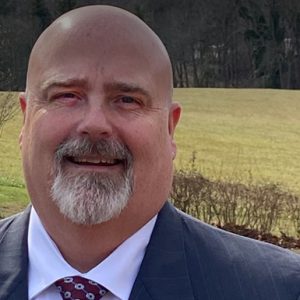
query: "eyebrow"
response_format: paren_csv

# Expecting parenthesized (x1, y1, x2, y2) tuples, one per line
(104, 81, 151, 100)
(40, 78, 151, 99)
(41, 77, 89, 93)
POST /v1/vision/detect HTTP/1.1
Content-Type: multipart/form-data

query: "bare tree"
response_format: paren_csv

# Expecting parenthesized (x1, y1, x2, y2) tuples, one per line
(1, 0, 300, 89)
(0, 93, 18, 136)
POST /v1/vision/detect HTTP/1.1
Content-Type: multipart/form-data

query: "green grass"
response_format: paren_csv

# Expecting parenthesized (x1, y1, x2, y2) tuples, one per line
(0, 183, 28, 217)
(0, 92, 28, 216)
(0, 92, 23, 179)
(1, 89, 300, 217)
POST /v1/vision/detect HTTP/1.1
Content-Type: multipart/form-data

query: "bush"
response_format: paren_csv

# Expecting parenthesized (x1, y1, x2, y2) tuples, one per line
(171, 169, 300, 241)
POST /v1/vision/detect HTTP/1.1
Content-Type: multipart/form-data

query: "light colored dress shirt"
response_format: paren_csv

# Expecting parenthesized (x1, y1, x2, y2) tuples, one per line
(28, 207, 157, 300)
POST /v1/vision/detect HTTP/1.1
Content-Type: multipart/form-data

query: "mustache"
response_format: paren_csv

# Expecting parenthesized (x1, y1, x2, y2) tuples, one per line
(54, 136, 133, 163)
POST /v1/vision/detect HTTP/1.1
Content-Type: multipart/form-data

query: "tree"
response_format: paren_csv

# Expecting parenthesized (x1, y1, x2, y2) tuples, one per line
(0, 93, 18, 136)
(31, 0, 52, 30)
(240, 0, 287, 88)
(55, 0, 78, 17)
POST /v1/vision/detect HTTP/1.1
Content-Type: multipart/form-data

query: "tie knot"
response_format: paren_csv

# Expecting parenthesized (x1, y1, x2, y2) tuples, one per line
(55, 276, 108, 300)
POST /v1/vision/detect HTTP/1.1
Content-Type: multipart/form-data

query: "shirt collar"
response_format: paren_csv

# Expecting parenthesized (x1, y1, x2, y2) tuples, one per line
(28, 207, 157, 300)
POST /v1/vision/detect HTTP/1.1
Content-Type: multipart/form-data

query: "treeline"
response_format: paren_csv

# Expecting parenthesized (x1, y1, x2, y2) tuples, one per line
(1, 0, 300, 90)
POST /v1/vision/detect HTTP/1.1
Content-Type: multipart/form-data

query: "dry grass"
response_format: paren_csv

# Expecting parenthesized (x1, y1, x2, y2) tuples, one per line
(1, 89, 300, 226)
(174, 88, 300, 194)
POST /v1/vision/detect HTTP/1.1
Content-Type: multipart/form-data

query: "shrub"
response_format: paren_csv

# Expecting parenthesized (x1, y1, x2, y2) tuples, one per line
(171, 169, 300, 239)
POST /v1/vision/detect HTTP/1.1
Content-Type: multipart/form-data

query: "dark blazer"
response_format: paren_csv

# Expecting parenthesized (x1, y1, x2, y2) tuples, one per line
(0, 202, 300, 300)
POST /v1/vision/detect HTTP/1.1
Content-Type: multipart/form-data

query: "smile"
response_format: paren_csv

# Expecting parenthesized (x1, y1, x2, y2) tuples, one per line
(66, 156, 123, 167)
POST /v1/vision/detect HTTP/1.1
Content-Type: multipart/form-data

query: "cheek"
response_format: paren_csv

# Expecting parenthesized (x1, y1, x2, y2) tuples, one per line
(39, 116, 70, 151)
(23, 109, 75, 159)
(125, 118, 172, 168)
(125, 120, 174, 201)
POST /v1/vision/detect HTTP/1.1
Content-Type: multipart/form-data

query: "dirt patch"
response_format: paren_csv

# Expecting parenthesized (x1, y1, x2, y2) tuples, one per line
(219, 223, 300, 249)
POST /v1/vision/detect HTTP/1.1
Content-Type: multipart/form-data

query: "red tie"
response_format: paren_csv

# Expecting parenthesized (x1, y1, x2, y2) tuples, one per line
(55, 276, 108, 300)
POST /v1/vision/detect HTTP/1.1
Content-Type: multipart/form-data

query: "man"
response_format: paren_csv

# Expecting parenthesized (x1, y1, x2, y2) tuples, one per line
(0, 5, 299, 300)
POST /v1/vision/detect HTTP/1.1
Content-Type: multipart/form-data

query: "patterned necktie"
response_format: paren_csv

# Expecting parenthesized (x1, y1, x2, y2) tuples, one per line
(55, 276, 108, 300)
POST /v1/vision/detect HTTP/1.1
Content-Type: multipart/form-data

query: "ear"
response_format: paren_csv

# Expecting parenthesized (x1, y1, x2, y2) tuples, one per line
(168, 102, 181, 136)
(168, 102, 181, 159)
(19, 92, 27, 149)
(19, 92, 27, 116)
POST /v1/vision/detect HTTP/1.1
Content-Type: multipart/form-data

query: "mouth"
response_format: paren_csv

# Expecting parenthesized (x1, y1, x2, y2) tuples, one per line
(65, 156, 124, 168)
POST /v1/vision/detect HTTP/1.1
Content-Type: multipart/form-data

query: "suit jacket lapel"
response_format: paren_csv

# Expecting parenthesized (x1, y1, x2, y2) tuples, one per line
(0, 203, 194, 299)
(130, 202, 195, 300)
(0, 206, 31, 300)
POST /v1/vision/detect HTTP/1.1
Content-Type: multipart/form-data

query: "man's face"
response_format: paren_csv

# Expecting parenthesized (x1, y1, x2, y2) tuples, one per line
(20, 21, 180, 225)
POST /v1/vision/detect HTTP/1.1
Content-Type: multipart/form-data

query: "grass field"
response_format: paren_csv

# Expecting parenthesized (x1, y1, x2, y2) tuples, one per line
(0, 89, 300, 216)
(174, 88, 300, 194)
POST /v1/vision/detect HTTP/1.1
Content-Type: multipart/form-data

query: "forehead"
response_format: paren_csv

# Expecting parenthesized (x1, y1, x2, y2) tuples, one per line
(41, 74, 152, 102)
(28, 26, 170, 100)
(34, 51, 157, 99)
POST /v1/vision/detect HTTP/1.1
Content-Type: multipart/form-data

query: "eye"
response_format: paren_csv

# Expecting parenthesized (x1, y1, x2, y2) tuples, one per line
(119, 96, 136, 104)
(53, 93, 77, 100)
(115, 95, 142, 110)
(49, 92, 82, 106)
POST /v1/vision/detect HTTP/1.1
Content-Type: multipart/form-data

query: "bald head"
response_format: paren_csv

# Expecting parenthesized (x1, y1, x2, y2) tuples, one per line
(26, 5, 173, 101)
(20, 4, 181, 238)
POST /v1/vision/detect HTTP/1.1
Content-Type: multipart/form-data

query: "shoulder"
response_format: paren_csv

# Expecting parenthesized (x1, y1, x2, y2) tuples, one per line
(0, 213, 20, 235)
(173, 206, 300, 298)
(0, 207, 31, 241)
(177, 207, 300, 265)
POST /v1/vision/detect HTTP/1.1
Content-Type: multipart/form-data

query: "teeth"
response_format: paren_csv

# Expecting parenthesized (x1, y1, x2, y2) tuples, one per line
(73, 157, 116, 164)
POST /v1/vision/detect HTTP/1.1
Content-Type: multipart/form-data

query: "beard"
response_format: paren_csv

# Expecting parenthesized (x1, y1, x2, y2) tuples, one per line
(50, 136, 133, 225)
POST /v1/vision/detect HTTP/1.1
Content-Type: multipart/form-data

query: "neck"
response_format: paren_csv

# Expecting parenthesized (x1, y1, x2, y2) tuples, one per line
(37, 203, 158, 272)
(55, 224, 125, 272)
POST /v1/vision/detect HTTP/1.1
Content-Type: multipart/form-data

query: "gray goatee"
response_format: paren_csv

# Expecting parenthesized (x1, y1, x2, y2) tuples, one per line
(51, 136, 133, 225)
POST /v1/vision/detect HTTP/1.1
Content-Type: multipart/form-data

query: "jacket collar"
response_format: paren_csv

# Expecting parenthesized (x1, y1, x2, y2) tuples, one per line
(0, 206, 31, 300)
(130, 202, 195, 300)
(0, 203, 195, 300)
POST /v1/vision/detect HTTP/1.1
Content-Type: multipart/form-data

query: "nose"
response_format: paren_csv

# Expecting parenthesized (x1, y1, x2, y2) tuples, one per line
(76, 105, 113, 140)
